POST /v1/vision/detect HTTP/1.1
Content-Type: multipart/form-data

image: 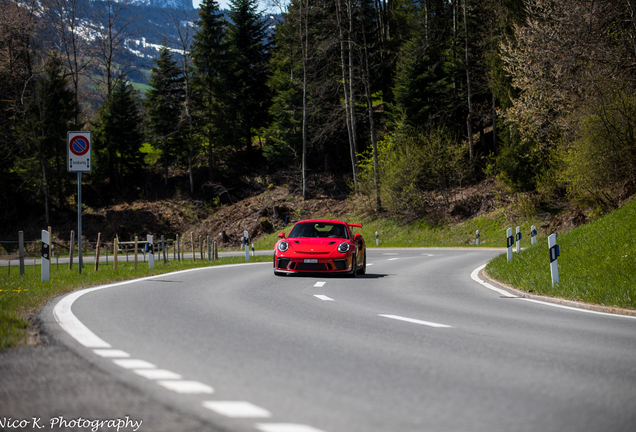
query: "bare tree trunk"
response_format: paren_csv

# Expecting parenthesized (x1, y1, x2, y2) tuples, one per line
(463, 0, 474, 163)
(347, 0, 358, 189)
(362, 25, 381, 212)
(300, 0, 308, 200)
(336, 0, 357, 191)
(492, 93, 498, 154)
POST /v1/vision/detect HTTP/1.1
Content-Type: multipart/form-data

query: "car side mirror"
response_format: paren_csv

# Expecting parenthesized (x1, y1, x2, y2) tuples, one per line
(278, 232, 286, 239)
(353, 233, 362, 241)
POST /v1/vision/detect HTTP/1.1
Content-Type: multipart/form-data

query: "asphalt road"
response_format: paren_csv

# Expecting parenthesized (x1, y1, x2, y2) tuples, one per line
(10, 248, 636, 432)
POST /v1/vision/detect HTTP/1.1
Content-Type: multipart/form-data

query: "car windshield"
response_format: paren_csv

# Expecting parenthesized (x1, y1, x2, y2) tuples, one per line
(289, 222, 348, 239)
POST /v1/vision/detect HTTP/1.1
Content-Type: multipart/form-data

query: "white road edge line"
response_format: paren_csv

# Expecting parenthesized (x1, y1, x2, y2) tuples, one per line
(314, 295, 334, 301)
(52, 262, 271, 348)
(471, 264, 636, 320)
(379, 314, 451, 328)
(470, 264, 517, 298)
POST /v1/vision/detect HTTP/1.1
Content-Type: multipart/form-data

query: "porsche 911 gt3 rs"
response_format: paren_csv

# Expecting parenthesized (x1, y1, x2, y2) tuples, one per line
(273, 219, 366, 277)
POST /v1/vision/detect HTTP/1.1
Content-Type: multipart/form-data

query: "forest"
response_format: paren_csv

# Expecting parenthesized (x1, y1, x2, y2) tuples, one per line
(0, 0, 635, 235)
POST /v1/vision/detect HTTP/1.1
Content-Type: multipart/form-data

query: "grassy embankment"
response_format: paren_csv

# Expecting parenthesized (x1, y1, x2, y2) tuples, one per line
(486, 199, 636, 310)
(0, 255, 272, 350)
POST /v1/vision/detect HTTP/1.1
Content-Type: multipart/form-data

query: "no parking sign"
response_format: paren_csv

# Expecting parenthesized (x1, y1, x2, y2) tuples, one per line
(67, 131, 92, 172)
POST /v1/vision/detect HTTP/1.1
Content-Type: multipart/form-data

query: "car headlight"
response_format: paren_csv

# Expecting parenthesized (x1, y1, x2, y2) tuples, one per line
(278, 241, 289, 252)
(337, 242, 350, 253)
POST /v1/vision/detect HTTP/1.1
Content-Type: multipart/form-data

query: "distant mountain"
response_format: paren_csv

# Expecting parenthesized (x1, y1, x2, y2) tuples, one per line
(128, 0, 194, 10)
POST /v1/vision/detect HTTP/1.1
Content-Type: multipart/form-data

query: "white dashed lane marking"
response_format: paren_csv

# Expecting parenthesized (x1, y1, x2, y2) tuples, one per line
(202, 401, 272, 418)
(112, 359, 156, 369)
(157, 380, 214, 394)
(387, 258, 399, 261)
(314, 295, 334, 301)
(133, 369, 182, 380)
(314, 281, 326, 287)
(256, 424, 328, 432)
(379, 314, 452, 328)
(93, 349, 130, 358)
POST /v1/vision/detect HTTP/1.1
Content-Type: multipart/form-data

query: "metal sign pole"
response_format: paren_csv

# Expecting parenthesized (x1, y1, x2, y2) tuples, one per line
(78, 172, 82, 274)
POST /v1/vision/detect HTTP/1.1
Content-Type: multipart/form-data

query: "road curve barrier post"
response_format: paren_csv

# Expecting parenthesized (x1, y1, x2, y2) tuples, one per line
(548, 233, 560, 285)
(531, 225, 537, 245)
(244, 230, 250, 262)
(147, 234, 154, 269)
(476, 230, 480, 246)
(161, 235, 166, 264)
(516, 226, 521, 253)
(506, 228, 514, 262)
(41, 230, 50, 282)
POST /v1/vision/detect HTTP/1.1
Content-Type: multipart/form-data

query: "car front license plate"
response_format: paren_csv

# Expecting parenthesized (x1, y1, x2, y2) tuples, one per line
(304, 259, 318, 263)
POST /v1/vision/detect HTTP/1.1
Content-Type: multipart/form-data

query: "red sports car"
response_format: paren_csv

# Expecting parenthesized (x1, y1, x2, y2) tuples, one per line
(273, 219, 367, 277)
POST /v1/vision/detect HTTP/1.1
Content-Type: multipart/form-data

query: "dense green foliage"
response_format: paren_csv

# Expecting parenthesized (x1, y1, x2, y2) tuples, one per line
(0, 0, 635, 233)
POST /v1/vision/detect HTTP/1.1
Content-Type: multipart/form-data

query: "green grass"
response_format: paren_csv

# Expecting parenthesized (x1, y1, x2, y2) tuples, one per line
(0, 255, 273, 350)
(485, 199, 636, 310)
(255, 209, 544, 250)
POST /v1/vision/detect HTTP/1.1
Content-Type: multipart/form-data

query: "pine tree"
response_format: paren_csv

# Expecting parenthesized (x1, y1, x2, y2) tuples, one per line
(191, 0, 227, 181)
(93, 79, 144, 195)
(145, 45, 186, 186)
(225, 0, 271, 161)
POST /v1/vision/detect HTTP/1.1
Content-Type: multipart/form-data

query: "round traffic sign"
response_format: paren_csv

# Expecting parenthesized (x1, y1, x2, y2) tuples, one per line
(69, 135, 90, 156)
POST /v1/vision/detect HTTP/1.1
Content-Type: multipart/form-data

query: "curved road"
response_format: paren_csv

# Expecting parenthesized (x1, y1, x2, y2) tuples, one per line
(45, 248, 636, 432)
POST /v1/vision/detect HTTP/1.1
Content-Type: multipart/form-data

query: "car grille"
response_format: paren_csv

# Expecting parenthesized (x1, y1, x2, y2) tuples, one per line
(294, 263, 328, 271)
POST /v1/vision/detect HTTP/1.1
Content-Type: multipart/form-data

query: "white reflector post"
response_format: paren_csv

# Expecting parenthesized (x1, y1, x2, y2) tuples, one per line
(531, 225, 537, 245)
(548, 233, 559, 285)
(506, 228, 513, 263)
(147, 234, 154, 270)
(41, 230, 50, 282)
(516, 226, 521, 253)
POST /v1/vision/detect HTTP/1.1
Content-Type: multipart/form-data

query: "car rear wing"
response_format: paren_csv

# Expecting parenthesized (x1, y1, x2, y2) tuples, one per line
(347, 223, 362, 228)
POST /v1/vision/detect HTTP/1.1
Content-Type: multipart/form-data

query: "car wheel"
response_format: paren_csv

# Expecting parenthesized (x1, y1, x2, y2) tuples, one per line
(349, 253, 357, 278)
(358, 251, 366, 275)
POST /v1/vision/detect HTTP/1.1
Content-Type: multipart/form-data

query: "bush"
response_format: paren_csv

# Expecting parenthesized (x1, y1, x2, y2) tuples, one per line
(357, 123, 469, 213)
(559, 93, 636, 210)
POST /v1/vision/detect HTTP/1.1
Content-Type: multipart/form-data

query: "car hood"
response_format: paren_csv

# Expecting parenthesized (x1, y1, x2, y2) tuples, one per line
(287, 238, 346, 254)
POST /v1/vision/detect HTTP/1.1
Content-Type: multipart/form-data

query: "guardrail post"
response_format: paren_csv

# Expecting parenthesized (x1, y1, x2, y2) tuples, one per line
(531, 225, 537, 245)
(95, 233, 101, 271)
(41, 230, 50, 282)
(19, 230, 25, 275)
(516, 226, 521, 253)
(69, 231, 74, 271)
(506, 228, 514, 262)
(548, 233, 560, 285)
(162, 235, 166, 264)
(134, 236, 138, 269)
